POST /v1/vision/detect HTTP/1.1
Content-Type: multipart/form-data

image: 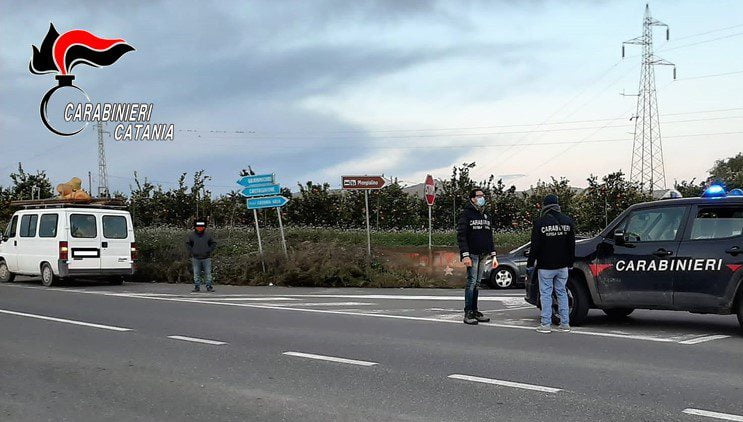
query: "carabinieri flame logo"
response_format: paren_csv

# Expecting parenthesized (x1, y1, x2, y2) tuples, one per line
(29, 23, 134, 136)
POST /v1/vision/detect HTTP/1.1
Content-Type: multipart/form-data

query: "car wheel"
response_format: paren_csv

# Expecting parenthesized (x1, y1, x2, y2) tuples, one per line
(40, 263, 57, 287)
(603, 308, 634, 319)
(491, 267, 515, 289)
(551, 277, 590, 326)
(0, 261, 15, 283)
(736, 292, 743, 332)
(109, 276, 125, 285)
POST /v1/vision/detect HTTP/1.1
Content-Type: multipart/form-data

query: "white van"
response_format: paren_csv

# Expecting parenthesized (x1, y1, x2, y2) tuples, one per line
(0, 204, 136, 286)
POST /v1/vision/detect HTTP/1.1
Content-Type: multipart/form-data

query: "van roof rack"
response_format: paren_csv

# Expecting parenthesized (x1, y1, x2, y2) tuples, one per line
(9, 198, 127, 210)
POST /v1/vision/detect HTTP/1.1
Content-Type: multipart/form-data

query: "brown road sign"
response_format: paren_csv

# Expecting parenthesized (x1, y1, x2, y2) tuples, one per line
(341, 175, 386, 190)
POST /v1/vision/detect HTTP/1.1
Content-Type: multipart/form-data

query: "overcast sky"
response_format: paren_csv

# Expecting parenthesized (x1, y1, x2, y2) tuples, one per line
(1, 0, 741, 196)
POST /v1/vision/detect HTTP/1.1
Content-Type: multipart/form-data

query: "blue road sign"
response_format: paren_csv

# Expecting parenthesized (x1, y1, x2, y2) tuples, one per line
(247, 196, 289, 209)
(237, 174, 274, 187)
(240, 184, 281, 197)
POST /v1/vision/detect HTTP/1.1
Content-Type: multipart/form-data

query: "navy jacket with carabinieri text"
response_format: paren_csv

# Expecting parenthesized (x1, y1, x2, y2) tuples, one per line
(456, 202, 496, 261)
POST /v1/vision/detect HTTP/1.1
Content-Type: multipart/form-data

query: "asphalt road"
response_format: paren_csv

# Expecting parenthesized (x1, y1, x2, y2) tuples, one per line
(0, 278, 741, 422)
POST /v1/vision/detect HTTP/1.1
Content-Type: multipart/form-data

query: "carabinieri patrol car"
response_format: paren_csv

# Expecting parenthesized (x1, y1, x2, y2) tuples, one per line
(525, 186, 743, 331)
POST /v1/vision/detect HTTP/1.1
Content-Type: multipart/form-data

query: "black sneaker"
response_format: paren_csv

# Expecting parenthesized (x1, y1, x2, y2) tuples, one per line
(192, 286, 200, 292)
(206, 286, 214, 292)
(463, 311, 478, 325)
(474, 311, 490, 323)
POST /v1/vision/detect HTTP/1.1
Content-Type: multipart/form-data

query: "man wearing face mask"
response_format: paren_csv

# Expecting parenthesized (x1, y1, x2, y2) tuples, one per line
(457, 188, 498, 325)
(186, 218, 217, 292)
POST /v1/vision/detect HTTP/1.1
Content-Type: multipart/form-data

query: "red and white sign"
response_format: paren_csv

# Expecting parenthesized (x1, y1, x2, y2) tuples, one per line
(424, 174, 436, 206)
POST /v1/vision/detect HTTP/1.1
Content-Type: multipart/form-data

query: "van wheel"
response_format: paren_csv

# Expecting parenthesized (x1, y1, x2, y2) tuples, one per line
(0, 261, 15, 283)
(40, 263, 57, 287)
(109, 276, 125, 285)
(603, 308, 634, 319)
(551, 276, 590, 326)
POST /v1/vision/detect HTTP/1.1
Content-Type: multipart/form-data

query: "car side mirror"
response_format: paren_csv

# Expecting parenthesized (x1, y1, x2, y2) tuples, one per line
(613, 229, 625, 244)
(523, 248, 530, 257)
(1, 235, 7, 243)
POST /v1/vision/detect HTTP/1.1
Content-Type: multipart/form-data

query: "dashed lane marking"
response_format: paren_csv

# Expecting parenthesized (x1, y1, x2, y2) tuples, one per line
(448, 374, 562, 393)
(682, 408, 743, 421)
(0, 308, 132, 332)
(167, 335, 227, 345)
(283, 351, 378, 366)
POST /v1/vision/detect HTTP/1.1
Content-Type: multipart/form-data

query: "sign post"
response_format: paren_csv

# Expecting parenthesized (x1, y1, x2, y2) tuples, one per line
(238, 173, 291, 268)
(341, 175, 386, 257)
(424, 174, 436, 251)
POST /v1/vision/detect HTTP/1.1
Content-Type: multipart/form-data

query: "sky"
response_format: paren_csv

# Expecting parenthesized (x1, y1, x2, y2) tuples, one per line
(1, 0, 742, 196)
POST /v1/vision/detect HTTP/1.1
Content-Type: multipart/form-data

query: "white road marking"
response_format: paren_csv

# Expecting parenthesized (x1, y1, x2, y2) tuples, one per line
(0, 309, 132, 332)
(448, 374, 562, 393)
(3, 285, 732, 345)
(271, 302, 374, 307)
(173, 297, 299, 302)
(283, 351, 377, 366)
(682, 408, 743, 421)
(678, 335, 731, 345)
(263, 294, 524, 301)
(167, 335, 227, 345)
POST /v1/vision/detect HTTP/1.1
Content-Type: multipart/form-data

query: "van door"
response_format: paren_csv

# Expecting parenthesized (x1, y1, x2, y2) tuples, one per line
(100, 214, 132, 270)
(675, 204, 743, 309)
(67, 213, 101, 271)
(596, 205, 688, 307)
(2, 215, 19, 272)
(17, 214, 39, 273)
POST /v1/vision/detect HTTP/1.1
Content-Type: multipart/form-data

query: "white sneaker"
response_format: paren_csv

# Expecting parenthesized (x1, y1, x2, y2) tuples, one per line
(557, 324, 571, 333)
(536, 324, 551, 333)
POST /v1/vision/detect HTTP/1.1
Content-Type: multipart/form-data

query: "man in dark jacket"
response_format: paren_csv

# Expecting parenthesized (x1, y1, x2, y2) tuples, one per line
(457, 188, 498, 325)
(526, 194, 576, 333)
(186, 219, 217, 292)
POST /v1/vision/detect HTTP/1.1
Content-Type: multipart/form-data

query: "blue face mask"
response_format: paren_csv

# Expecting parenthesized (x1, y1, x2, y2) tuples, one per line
(475, 197, 486, 207)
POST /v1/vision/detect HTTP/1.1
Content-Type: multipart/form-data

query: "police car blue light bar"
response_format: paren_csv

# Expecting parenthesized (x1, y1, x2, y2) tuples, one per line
(701, 184, 726, 198)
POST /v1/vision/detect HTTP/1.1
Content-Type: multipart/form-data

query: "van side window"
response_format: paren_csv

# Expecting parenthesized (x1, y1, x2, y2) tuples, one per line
(19, 215, 39, 238)
(690, 206, 743, 240)
(103, 216, 128, 239)
(39, 214, 59, 238)
(5, 216, 18, 238)
(70, 214, 97, 238)
(624, 206, 685, 242)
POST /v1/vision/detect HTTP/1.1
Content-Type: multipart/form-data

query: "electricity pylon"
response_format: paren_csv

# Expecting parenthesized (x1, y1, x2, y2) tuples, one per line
(96, 121, 110, 198)
(622, 4, 676, 194)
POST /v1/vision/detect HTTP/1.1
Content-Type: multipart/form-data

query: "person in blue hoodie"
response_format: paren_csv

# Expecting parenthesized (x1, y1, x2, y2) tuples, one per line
(457, 188, 498, 325)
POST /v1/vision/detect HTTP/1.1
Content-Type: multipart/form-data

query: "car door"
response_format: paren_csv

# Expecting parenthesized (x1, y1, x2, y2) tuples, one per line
(596, 205, 688, 307)
(67, 212, 101, 271)
(2, 215, 19, 272)
(674, 204, 743, 309)
(17, 213, 39, 273)
(100, 213, 132, 270)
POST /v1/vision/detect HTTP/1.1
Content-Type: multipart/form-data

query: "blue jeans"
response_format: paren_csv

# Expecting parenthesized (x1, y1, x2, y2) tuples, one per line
(192, 258, 213, 288)
(464, 254, 486, 312)
(539, 268, 569, 326)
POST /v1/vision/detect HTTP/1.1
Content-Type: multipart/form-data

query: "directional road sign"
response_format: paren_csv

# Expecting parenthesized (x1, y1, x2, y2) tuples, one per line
(247, 196, 290, 210)
(237, 174, 274, 187)
(341, 175, 386, 190)
(240, 184, 281, 197)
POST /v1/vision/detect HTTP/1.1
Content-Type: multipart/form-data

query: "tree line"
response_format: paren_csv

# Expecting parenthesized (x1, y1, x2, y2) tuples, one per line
(1, 153, 740, 234)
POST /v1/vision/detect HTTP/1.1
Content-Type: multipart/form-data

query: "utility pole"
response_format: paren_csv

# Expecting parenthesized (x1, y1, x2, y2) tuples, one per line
(622, 4, 676, 195)
(96, 121, 110, 198)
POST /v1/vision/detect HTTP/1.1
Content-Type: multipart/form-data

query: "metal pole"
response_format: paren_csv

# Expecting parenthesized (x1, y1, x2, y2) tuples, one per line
(364, 190, 371, 257)
(253, 209, 265, 273)
(277, 207, 288, 258)
(428, 205, 432, 251)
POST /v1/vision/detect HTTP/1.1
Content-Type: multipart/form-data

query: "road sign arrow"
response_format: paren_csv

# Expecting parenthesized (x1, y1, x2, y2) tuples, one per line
(247, 196, 290, 209)
(237, 174, 274, 187)
(240, 184, 281, 197)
